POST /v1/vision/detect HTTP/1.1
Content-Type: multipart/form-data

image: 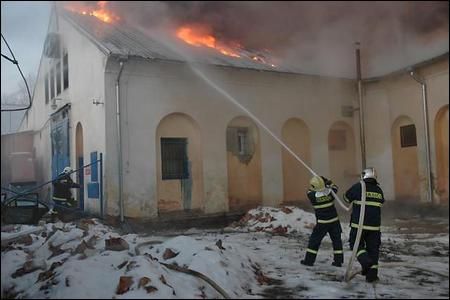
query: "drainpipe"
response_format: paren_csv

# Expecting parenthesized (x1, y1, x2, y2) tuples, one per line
(409, 71, 433, 204)
(355, 42, 366, 169)
(116, 59, 126, 222)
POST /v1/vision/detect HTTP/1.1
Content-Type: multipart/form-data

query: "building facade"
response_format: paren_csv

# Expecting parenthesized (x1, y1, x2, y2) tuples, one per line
(18, 8, 449, 220)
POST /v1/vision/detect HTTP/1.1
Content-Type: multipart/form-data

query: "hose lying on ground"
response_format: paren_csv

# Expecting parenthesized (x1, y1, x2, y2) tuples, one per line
(159, 262, 231, 299)
(135, 240, 231, 299)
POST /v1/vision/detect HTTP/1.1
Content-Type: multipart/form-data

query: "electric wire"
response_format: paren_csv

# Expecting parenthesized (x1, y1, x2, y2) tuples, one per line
(1, 33, 33, 112)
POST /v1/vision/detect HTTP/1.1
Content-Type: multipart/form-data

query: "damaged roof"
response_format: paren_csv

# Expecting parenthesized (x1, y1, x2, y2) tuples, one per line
(62, 11, 296, 74)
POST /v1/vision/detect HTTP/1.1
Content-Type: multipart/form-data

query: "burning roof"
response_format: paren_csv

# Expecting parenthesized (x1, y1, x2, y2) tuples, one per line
(60, 1, 448, 78)
(61, 8, 290, 73)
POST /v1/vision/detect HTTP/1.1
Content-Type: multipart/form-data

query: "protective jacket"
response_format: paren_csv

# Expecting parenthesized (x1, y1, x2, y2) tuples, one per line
(344, 178, 385, 231)
(307, 183, 339, 224)
(301, 179, 343, 266)
(53, 174, 80, 201)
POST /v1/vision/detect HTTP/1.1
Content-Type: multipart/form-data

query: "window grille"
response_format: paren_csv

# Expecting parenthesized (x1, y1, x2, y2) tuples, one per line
(161, 138, 189, 180)
(400, 124, 417, 147)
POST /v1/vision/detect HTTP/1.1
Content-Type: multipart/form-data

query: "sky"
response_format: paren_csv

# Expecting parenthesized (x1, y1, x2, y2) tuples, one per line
(1, 1, 50, 134)
(1, 1, 50, 98)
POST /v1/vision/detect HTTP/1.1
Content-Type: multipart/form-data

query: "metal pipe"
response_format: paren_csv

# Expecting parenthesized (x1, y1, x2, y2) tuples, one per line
(356, 43, 366, 169)
(116, 60, 125, 222)
(409, 71, 433, 204)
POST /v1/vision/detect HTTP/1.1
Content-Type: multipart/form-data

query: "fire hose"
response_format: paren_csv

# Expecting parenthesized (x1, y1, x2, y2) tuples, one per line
(344, 180, 366, 282)
(341, 182, 450, 283)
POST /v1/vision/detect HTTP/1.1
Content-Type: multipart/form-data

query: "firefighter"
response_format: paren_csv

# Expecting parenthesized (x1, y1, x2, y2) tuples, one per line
(52, 167, 80, 208)
(301, 175, 344, 267)
(344, 167, 385, 283)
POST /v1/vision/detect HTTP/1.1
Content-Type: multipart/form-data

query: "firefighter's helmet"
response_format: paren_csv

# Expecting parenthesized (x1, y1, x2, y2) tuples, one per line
(310, 176, 325, 192)
(62, 166, 73, 175)
(362, 167, 377, 180)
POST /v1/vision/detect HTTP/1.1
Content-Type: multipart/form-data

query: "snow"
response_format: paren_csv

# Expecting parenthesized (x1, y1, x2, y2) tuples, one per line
(1, 225, 43, 241)
(1, 207, 448, 299)
(229, 206, 317, 234)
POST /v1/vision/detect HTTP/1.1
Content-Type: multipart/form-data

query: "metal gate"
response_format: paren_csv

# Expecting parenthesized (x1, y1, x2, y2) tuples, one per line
(51, 108, 70, 179)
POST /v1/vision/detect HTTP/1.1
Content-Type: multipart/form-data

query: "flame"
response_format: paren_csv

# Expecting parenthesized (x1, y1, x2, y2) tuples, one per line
(176, 25, 277, 67)
(65, 1, 119, 24)
(176, 26, 241, 58)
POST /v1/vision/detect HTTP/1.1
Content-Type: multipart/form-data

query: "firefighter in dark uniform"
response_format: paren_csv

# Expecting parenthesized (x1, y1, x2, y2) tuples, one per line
(301, 175, 344, 267)
(52, 167, 80, 208)
(344, 167, 384, 283)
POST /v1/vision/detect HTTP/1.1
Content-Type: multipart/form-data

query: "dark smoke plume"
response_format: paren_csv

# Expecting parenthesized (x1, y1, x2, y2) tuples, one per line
(72, 1, 449, 77)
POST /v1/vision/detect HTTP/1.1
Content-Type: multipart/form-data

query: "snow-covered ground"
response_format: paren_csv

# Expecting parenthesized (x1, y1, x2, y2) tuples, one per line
(1, 206, 448, 299)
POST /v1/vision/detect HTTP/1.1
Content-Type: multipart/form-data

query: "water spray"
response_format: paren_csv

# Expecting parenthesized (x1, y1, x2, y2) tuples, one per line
(188, 66, 352, 212)
(144, 30, 351, 211)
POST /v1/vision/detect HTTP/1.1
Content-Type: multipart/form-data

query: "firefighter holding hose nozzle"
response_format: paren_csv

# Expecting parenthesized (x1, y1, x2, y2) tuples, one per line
(52, 166, 81, 209)
(344, 167, 385, 283)
(301, 175, 344, 267)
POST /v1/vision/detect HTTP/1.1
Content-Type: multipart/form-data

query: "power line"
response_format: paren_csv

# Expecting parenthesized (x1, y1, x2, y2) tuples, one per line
(1, 33, 33, 112)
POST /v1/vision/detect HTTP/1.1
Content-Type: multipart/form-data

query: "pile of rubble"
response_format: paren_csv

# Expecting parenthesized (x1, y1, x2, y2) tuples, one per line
(229, 206, 316, 235)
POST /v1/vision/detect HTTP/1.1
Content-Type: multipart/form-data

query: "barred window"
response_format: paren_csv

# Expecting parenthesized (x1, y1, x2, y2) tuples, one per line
(237, 128, 249, 155)
(63, 53, 69, 90)
(50, 67, 55, 100)
(161, 138, 188, 180)
(400, 124, 417, 147)
(45, 73, 49, 104)
(56, 60, 61, 95)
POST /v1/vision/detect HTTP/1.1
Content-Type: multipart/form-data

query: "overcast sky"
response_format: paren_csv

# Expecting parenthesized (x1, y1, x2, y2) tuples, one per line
(1, 1, 50, 134)
(1, 1, 50, 99)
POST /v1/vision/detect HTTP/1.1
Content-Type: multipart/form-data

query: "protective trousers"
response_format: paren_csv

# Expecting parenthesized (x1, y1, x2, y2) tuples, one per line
(349, 228, 381, 281)
(303, 221, 344, 265)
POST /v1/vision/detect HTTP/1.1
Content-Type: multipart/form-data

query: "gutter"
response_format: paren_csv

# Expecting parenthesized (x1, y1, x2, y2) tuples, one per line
(115, 57, 127, 223)
(363, 52, 449, 83)
(409, 70, 434, 204)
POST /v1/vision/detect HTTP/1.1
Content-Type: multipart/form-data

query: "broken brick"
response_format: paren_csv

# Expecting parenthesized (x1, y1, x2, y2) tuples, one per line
(73, 240, 88, 255)
(272, 225, 288, 235)
(116, 276, 133, 295)
(37, 270, 55, 282)
(12, 260, 46, 278)
(281, 207, 293, 214)
(145, 285, 158, 293)
(16, 234, 33, 246)
(138, 277, 151, 288)
(162, 248, 179, 260)
(105, 237, 129, 251)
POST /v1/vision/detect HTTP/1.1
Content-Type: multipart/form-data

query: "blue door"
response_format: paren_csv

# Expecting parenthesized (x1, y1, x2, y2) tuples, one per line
(51, 117, 70, 179)
(78, 157, 84, 210)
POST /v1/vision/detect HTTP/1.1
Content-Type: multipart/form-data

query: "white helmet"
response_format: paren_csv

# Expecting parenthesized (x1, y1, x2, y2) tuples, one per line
(62, 166, 73, 174)
(362, 167, 377, 180)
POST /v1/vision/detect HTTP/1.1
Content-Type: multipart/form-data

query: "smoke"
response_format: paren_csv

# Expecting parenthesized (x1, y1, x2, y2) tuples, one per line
(75, 1, 449, 77)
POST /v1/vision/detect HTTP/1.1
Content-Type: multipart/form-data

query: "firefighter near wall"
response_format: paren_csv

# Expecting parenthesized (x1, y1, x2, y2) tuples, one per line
(301, 175, 344, 268)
